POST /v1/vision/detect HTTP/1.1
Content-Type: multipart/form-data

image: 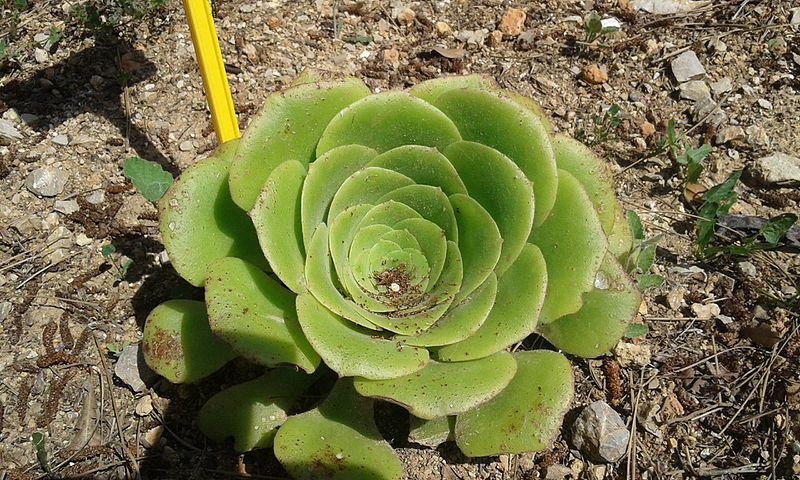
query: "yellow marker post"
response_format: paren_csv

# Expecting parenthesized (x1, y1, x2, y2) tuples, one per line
(183, 0, 240, 143)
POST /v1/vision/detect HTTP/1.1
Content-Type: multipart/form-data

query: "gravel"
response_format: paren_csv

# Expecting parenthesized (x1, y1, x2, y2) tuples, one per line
(25, 166, 68, 196)
(670, 50, 706, 82)
(570, 401, 630, 463)
(750, 152, 800, 186)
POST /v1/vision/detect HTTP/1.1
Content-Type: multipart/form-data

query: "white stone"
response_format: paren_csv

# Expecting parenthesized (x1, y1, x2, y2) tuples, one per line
(25, 166, 68, 197)
(671, 50, 706, 82)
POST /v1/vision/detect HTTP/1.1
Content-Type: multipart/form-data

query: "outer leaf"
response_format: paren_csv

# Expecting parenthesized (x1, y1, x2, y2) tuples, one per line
(430, 88, 557, 227)
(608, 206, 633, 259)
(158, 140, 267, 286)
(538, 254, 641, 358)
(205, 257, 320, 372)
(250, 160, 307, 294)
(197, 368, 315, 451)
(444, 141, 534, 276)
(354, 352, 516, 419)
(275, 380, 403, 480)
(123, 156, 173, 202)
(531, 169, 607, 323)
(408, 416, 455, 448)
(434, 243, 546, 361)
(408, 74, 497, 104)
(552, 135, 617, 234)
(295, 292, 429, 380)
(316, 92, 462, 156)
(455, 351, 573, 456)
(142, 300, 236, 383)
(229, 78, 371, 210)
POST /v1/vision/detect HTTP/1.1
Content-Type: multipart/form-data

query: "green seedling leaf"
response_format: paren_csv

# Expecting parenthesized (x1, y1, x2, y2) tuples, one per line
(626, 210, 644, 241)
(759, 213, 798, 246)
(100, 244, 116, 257)
(343, 35, 372, 44)
(696, 170, 742, 252)
(636, 242, 656, 274)
(636, 274, 664, 290)
(123, 156, 173, 202)
(31, 432, 50, 474)
(624, 323, 649, 339)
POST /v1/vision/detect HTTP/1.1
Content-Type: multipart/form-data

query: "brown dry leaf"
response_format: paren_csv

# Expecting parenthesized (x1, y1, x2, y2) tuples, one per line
(684, 182, 707, 202)
(740, 324, 782, 348)
(431, 47, 466, 59)
(67, 376, 102, 451)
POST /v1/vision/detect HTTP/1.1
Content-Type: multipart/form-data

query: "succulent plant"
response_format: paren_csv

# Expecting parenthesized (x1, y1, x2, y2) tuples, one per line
(142, 73, 641, 479)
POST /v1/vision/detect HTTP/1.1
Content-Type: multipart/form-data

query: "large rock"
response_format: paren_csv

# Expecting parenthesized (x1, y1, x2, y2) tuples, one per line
(750, 152, 800, 187)
(671, 50, 706, 82)
(570, 401, 630, 463)
(25, 166, 68, 197)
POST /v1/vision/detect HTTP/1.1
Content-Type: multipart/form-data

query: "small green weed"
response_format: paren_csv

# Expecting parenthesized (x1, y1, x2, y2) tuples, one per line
(69, 0, 167, 37)
(583, 11, 620, 44)
(106, 340, 131, 357)
(31, 432, 50, 475)
(101, 244, 133, 281)
(665, 119, 713, 196)
(624, 210, 664, 290)
(123, 156, 173, 202)
(624, 323, 649, 339)
(577, 104, 621, 146)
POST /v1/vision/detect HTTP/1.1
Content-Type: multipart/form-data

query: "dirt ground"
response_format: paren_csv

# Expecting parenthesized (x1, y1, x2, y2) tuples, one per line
(1, 0, 799, 479)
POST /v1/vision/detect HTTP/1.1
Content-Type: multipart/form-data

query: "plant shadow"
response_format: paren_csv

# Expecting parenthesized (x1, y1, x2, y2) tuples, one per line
(0, 36, 178, 175)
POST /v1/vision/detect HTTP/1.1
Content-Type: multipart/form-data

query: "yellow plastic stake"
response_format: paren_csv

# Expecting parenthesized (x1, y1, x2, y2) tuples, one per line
(183, 0, 240, 143)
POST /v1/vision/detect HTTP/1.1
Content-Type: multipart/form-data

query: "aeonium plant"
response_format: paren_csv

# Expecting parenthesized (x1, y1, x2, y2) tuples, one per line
(142, 72, 640, 479)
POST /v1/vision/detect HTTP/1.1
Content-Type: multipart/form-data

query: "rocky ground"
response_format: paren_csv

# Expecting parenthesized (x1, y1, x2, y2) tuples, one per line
(1, 0, 799, 479)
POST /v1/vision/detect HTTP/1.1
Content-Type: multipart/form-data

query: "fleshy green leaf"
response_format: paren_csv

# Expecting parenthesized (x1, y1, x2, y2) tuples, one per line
(250, 160, 307, 294)
(448, 193, 502, 304)
(408, 74, 497, 104)
(608, 205, 634, 259)
(354, 352, 516, 419)
(434, 243, 547, 361)
(454, 351, 573, 456)
(408, 416, 455, 448)
(430, 88, 557, 227)
(301, 145, 378, 249)
(205, 257, 320, 372)
(316, 91, 461, 156)
(142, 300, 236, 383)
(274, 380, 403, 480)
(295, 292, 429, 380)
(123, 156, 173, 202)
(305, 223, 381, 330)
(538, 254, 641, 358)
(531, 169, 607, 323)
(328, 167, 415, 224)
(444, 141, 533, 276)
(552, 135, 617, 234)
(368, 145, 468, 196)
(396, 274, 497, 347)
(158, 140, 267, 287)
(229, 78, 371, 211)
(197, 368, 316, 451)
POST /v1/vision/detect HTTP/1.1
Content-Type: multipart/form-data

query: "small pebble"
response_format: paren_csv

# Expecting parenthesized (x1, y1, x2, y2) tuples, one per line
(135, 395, 154, 416)
(756, 98, 773, 110)
(51, 134, 69, 146)
(691, 302, 721, 320)
(434, 21, 452, 37)
(396, 7, 415, 26)
(499, 8, 526, 36)
(737, 261, 758, 278)
(751, 152, 800, 186)
(581, 64, 608, 84)
(179, 140, 194, 151)
(678, 80, 710, 102)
